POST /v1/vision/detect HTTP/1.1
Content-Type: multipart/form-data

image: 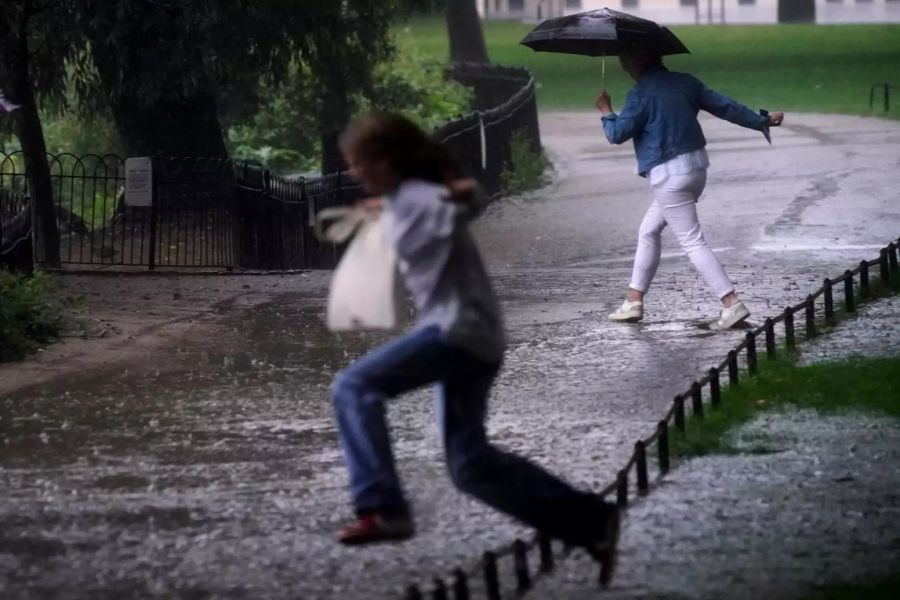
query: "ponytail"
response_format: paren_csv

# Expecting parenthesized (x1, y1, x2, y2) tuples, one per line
(340, 113, 463, 187)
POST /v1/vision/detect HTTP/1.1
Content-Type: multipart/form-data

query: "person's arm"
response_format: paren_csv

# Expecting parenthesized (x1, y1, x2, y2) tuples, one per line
(389, 187, 457, 262)
(598, 89, 647, 145)
(697, 80, 784, 131)
(445, 177, 486, 223)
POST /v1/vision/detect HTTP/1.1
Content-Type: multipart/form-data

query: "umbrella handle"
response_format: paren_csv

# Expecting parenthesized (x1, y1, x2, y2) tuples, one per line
(601, 55, 606, 90)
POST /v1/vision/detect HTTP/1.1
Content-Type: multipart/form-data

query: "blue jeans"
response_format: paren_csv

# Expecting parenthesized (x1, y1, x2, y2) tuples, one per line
(332, 325, 607, 545)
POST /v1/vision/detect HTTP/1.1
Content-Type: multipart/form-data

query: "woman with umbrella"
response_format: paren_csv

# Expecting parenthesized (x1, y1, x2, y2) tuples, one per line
(522, 9, 784, 328)
(598, 44, 783, 327)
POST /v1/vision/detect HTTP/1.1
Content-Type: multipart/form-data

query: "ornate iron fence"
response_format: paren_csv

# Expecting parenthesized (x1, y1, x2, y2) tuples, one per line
(0, 187, 32, 272)
(0, 64, 540, 272)
(397, 236, 900, 600)
(0, 152, 33, 271)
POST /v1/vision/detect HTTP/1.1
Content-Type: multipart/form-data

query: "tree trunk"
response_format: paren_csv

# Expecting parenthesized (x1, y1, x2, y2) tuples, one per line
(108, 91, 229, 158)
(85, 10, 229, 158)
(446, 0, 490, 64)
(7, 31, 60, 267)
(312, 23, 353, 174)
(320, 132, 346, 175)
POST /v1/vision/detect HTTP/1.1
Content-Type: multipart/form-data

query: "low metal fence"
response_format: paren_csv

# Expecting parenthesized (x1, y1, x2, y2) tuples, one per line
(397, 236, 900, 600)
(438, 64, 540, 198)
(869, 83, 896, 112)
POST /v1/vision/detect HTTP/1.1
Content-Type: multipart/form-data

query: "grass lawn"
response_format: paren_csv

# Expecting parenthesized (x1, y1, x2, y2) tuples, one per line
(670, 275, 900, 457)
(401, 18, 900, 118)
(790, 573, 900, 600)
(670, 354, 900, 457)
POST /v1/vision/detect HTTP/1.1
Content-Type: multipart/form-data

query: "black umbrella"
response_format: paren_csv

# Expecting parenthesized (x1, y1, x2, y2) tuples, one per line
(520, 8, 689, 87)
(520, 8, 689, 57)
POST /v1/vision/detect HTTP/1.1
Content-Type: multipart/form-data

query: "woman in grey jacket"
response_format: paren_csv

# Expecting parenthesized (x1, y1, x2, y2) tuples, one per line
(597, 46, 784, 329)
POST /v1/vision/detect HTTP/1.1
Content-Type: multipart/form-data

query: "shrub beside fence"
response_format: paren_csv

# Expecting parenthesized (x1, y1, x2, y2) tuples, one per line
(0, 64, 540, 272)
(396, 237, 900, 600)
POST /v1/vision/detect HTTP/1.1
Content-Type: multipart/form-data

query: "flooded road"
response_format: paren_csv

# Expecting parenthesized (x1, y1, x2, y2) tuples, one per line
(2, 113, 899, 599)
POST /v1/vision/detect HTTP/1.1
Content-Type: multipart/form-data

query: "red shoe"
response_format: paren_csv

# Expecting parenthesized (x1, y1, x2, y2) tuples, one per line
(337, 513, 415, 545)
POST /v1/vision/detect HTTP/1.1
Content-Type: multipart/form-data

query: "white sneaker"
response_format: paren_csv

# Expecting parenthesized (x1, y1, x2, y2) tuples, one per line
(608, 300, 644, 322)
(710, 300, 750, 330)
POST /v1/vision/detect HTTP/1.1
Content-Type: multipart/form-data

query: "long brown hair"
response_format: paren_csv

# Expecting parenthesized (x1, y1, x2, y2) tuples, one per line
(339, 112, 462, 186)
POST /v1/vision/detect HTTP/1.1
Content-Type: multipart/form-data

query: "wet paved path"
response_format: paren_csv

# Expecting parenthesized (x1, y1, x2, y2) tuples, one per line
(2, 113, 899, 599)
(527, 294, 900, 600)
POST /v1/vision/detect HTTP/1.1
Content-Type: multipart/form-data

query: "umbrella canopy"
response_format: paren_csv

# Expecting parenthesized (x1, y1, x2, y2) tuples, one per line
(520, 8, 689, 57)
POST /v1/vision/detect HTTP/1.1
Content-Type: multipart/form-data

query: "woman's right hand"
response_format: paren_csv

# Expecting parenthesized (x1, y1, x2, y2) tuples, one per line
(768, 112, 785, 126)
(595, 91, 614, 115)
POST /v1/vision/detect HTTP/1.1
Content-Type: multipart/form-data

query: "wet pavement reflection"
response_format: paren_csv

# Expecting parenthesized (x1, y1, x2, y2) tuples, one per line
(3, 113, 900, 599)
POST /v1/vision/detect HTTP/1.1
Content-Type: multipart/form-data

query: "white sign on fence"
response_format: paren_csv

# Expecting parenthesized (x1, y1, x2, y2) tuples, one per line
(124, 157, 153, 207)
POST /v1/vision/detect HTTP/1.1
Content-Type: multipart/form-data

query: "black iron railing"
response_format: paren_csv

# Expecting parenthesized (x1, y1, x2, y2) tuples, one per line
(398, 236, 900, 600)
(0, 65, 540, 272)
(0, 186, 32, 271)
(869, 83, 896, 112)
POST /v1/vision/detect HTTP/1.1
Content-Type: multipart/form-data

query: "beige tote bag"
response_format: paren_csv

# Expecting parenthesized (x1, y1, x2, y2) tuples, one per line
(316, 207, 402, 332)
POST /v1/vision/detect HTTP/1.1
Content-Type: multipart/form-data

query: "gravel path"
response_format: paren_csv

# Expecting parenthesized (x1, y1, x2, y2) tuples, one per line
(527, 295, 900, 600)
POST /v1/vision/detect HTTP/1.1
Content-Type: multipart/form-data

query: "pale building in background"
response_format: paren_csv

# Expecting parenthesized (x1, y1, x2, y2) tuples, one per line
(477, 0, 900, 24)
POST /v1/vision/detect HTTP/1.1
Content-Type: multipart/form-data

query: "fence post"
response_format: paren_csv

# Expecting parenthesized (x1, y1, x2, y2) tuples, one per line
(477, 111, 487, 172)
(764, 318, 776, 359)
(843, 270, 855, 313)
(657, 420, 670, 475)
(690, 382, 703, 419)
(728, 350, 739, 388)
(746, 332, 757, 375)
(784, 307, 795, 350)
(860, 260, 870, 299)
(431, 578, 448, 600)
(674, 395, 686, 431)
(513, 539, 531, 594)
(538, 535, 554, 573)
(148, 156, 159, 271)
(880, 248, 889, 282)
(805, 295, 816, 338)
(709, 367, 721, 409)
(452, 569, 469, 600)
(635, 441, 649, 496)
(405, 585, 423, 600)
(824, 279, 835, 326)
(483, 551, 500, 600)
(616, 469, 628, 508)
(889, 242, 898, 274)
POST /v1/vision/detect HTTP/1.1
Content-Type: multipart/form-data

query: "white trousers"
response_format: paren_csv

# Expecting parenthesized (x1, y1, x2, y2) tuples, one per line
(629, 169, 735, 299)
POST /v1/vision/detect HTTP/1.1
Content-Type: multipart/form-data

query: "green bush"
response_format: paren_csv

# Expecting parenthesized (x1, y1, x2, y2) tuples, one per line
(0, 271, 65, 362)
(227, 30, 473, 174)
(500, 129, 551, 195)
(41, 114, 124, 157)
(365, 27, 474, 132)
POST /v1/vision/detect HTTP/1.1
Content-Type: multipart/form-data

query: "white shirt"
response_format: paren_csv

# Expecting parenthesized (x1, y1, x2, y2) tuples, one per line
(647, 148, 710, 186)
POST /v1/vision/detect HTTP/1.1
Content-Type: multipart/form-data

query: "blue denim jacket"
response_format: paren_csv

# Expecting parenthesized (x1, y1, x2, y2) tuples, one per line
(602, 66, 770, 177)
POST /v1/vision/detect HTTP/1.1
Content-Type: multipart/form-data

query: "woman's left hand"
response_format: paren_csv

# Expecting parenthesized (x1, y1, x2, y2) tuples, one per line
(595, 91, 614, 115)
(447, 178, 477, 203)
